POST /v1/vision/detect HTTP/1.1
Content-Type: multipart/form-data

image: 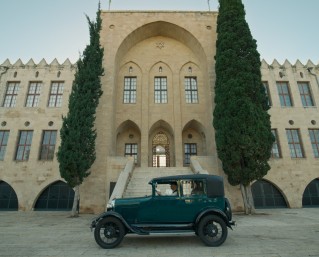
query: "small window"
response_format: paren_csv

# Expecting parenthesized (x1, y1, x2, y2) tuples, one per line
(0, 130, 10, 160)
(48, 82, 64, 107)
(154, 77, 167, 103)
(185, 77, 198, 103)
(262, 81, 272, 106)
(2, 82, 19, 107)
(123, 77, 136, 103)
(309, 129, 319, 158)
(15, 131, 33, 161)
(271, 129, 281, 158)
(277, 82, 293, 107)
(25, 82, 41, 107)
(39, 130, 57, 160)
(124, 143, 138, 164)
(298, 82, 315, 107)
(286, 129, 304, 158)
(184, 143, 197, 166)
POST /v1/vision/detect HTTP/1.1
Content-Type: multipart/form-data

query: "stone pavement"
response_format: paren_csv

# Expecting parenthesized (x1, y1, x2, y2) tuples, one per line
(0, 209, 318, 257)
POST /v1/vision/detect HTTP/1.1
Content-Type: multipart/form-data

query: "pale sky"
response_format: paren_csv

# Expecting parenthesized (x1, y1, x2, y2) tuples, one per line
(0, 0, 318, 65)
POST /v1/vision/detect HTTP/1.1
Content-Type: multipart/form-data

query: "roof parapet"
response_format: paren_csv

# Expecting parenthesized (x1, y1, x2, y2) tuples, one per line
(1, 58, 76, 67)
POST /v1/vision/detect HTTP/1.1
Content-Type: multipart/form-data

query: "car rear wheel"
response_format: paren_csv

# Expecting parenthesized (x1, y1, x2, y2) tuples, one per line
(197, 215, 228, 247)
(94, 217, 125, 249)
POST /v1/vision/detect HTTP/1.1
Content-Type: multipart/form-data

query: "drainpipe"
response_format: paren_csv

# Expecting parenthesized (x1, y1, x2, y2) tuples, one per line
(307, 67, 319, 89)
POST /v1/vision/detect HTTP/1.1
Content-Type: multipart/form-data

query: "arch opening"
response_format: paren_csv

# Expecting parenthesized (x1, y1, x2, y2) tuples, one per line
(34, 181, 74, 211)
(303, 178, 319, 208)
(252, 180, 288, 209)
(116, 120, 141, 166)
(0, 181, 18, 211)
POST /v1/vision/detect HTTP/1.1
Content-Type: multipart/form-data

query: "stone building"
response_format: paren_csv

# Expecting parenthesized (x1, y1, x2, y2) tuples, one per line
(0, 11, 318, 213)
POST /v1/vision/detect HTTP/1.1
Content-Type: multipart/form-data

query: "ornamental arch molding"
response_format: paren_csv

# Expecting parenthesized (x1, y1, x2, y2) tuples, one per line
(116, 120, 141, 165)
(114, 21, 207, 72)
(149, 120, 175, 167)
(182, 119, 207, 165)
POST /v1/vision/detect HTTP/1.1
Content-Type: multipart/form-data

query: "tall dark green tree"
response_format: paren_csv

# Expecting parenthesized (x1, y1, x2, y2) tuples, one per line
(57, 5, 103, 217)
(213, 0, 274, 214)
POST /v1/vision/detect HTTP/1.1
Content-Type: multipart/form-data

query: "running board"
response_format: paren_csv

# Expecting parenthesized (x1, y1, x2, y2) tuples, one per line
(131, 223, 194, 234)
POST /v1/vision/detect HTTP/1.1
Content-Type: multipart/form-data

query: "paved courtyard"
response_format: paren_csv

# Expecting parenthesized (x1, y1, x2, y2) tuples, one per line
(0, 208, 318, 257)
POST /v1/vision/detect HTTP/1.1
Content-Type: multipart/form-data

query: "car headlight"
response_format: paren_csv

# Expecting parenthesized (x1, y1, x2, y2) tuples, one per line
(107, 199, 115, 210)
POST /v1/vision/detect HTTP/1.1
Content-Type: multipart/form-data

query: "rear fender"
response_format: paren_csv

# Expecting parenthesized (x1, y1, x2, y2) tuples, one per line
(195, 209, 233, 229)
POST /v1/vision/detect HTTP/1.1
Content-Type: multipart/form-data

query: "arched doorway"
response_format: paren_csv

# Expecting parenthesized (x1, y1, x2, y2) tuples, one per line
(303, 179, 319, 207)
(0, 181, 18, 211)
(152, 132, 170, 167)
(116, 120, 141, 166)
(182, 119, 206, 166)
(252, 180, 287, 209)
(34, 181, 74, 211)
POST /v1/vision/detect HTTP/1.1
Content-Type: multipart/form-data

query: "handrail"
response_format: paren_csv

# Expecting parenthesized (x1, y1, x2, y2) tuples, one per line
(190, 157, 208, 174)
(107, 157, 135, 206)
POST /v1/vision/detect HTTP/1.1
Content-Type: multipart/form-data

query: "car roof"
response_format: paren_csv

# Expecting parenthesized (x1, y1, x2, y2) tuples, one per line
(149, 174, 222, 183)
(150, 174, 225, 197)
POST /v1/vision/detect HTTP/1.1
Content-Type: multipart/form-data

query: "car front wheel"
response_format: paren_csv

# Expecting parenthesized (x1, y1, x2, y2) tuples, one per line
(197, 215, 228, 247)
(94, 217, 125, 249)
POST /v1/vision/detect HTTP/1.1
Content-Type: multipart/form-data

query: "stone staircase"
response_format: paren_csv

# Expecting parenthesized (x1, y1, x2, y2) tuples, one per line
(123, 167, 193, 198)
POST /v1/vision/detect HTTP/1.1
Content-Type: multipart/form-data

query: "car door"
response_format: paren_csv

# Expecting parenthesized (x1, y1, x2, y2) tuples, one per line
(137, 183, 182, 224)
(177, 179, 208, 222)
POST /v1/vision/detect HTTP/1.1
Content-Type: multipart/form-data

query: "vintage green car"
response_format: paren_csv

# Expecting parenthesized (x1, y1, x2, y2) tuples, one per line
(90, 174, 235, 248)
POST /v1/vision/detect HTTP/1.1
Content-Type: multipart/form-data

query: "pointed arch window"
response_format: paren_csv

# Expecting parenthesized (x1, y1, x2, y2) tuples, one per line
(123, 77, 136, 103)
(154, 77, 167, 103)
(185, 77, 198, 103)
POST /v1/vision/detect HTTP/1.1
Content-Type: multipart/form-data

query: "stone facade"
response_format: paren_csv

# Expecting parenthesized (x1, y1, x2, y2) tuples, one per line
(0, 11, 318, 213)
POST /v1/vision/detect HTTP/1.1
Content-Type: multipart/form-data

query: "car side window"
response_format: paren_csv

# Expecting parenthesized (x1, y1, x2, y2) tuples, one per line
(155, 182, 178, 197)
(181, 179, 206, 197)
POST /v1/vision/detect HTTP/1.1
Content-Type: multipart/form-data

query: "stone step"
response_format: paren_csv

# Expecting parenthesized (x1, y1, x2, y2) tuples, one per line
(123, 166, 193, 198)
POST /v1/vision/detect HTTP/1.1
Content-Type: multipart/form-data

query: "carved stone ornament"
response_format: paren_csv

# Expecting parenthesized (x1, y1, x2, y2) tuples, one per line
(156, 41, 165, 49)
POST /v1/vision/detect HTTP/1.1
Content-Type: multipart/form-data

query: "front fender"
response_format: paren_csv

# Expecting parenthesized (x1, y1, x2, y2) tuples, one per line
(195, 208, 234, 229)
(90, 211, 132, 232)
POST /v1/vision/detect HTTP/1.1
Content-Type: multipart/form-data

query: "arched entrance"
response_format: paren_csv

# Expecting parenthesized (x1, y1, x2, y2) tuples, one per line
(34, 181, 74, 211)
(252, 180, 287, 209)
(0, 181, 18, 211)
(303, 179, 319, 207)
(152, 132, 170, 167)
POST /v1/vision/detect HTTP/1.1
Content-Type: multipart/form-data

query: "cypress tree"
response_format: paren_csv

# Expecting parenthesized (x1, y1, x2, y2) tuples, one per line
(213, 0, 274, 214)
(57, 5, 104, 217)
